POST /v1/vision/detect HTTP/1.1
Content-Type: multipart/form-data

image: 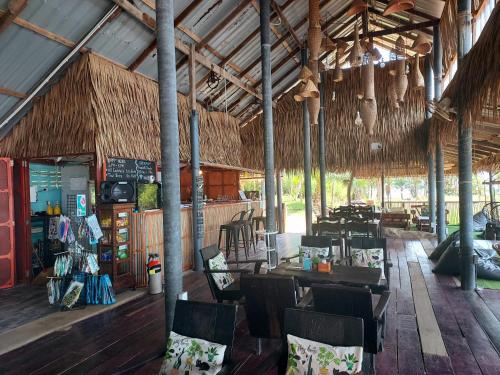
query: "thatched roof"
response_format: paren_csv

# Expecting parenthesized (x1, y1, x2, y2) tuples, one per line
(429, 2, 500, 172)
(241, 61, 428, 176)
(0, 53, 243, 167)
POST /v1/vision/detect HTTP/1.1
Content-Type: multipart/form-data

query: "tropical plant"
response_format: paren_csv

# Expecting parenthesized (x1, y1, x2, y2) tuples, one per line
(342, 353, 359, 371)
(286, 343, 300, 374)
(317, 347, 335, 368)
(205, 346, 219, 362)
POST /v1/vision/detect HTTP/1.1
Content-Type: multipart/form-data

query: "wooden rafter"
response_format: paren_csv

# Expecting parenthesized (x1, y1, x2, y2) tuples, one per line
(336, 20, 438, 42)
(0, 86, 26, 98)
(368, 7, 433, 36)
(0, 0, 27, 33)
(375, 0, 439, 21)
(271, 0, 302, 47)
(111, 0, 262, 100)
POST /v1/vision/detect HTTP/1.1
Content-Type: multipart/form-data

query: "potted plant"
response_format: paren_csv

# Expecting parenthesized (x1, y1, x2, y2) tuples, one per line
(317, 347, 335, 375)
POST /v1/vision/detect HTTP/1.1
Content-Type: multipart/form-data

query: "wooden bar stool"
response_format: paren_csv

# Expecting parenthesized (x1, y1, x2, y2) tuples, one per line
(252, 216, 266, 246)
(218, 211, 248, 263)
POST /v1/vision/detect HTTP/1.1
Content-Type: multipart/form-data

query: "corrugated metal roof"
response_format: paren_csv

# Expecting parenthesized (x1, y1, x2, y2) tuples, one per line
(0, 0, 447, 132)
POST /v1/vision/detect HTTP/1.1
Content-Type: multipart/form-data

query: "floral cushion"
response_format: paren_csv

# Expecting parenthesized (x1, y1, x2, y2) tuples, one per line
(208, 252, 235, 290)
(286, 334, 363, 375)
(351, 248, 385, 279)
(160, 331, 226, 375)
(299, 246, 330, 259)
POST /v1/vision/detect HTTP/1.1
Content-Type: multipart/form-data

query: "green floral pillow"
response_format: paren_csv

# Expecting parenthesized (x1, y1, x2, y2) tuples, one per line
(208, 252, 235, 290)
(160, 331, 226, 375)
(351, 248, 385, 279)
(286, 334, 363, 374)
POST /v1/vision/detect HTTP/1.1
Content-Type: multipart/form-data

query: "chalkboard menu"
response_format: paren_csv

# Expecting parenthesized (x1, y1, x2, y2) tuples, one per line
(195, 175, 204, 237)
(106, 157, 156, 183)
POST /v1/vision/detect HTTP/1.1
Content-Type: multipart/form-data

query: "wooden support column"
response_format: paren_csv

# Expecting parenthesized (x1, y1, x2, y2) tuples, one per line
(457, 0, 475, 291)
(189, 44, 203, 271)
(156, 0, 182, 333)
(276, 169, 284, 234)
(424, 55, 436, 233)
(260, 0, 276, 233)
(434, 25, 446, 243)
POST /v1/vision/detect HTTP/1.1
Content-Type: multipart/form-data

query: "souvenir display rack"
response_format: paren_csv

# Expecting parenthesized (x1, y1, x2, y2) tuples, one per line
(98, 203, 135, 290)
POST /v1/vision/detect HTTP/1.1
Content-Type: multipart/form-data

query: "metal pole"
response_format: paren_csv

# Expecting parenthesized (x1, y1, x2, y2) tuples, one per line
(260, 0, 276, 232)
(424, 55, 436, 233)
(276, 169, 283, 233)
(302, 48, 313, 234)
(457, 0, 475, 290)
(190, 109, 203, 271)
(318, 71, 327, 217)
(489, 171, 495, 205)
(157, 0, 182, 333)
(381, 173, 385, 208)
(434, 25, 446, 243)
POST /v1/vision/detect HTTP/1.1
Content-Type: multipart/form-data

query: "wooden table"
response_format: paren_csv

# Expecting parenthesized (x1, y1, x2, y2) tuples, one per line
(269, 262, 382, 289)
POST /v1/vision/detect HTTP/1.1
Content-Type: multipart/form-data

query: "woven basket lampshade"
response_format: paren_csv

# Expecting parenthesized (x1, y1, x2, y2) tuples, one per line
(371, 46, 382, 61)
(383, 0, 415, 16)
(294, 79, 319, 102)
(308, 96, 320, 125)
(362, 53, 375, 100)
(412, 33, 432, 55)
(336, 40, 349, 55)
(308, 22, 323, 60)
(298, 65, 313, 83)
(411, 54, 424, 90)
(388, 74, 399, 109)
(395, 35, 406, 55)
(349, 23, 364, 68)
(308, 60, 320, 83)
(395, 59, 408, 102)
(309, 0, 321, 24)
(333, 51, 343, 82)
(321, 36, 336, 53)
(346, 0, 368, 17)
(360, 98, 377, 136)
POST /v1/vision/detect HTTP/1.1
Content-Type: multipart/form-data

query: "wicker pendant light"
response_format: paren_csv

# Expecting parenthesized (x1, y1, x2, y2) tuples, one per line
(321, 36, 336, 53)
(360, 53, 377, 135)
(395, 35, 406, 54)
(412, 33, 432, 55)
(388, 74, 399, 109)
(394, 58, 408, 102)
(411, 54, 424, 90)
(383, 0, 415, 16)
(308, 23, 322, 60)
(307, 96, 320, 125)
(333, 51, 343, 82)
(298, 66, 313, 83)
(349, 22, 364, 68)
(294, 79, 319, 102)
(346, 0, 368, 17)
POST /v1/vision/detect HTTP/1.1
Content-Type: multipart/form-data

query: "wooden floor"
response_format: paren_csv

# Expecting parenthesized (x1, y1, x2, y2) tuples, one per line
(1, 231, 499, 374)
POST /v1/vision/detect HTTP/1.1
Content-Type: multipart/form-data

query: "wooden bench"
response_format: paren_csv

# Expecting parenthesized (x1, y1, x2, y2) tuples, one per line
(381, 212, 410, 229)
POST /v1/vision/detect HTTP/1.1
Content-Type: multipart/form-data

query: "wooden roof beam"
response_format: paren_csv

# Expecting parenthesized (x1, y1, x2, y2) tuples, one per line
(335, 20, 438, 42)
(0, 86, 26, 98)
(368, 7, 433, 36)
(0, 0, 27, 33)
(374, 0, 439, 21)
(271, 0, 302, 48)
(111, 0, 262, 100)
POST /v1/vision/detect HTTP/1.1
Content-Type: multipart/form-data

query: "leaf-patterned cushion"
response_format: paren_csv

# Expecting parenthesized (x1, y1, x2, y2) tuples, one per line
(160, 331, 226, 375)
(351, 248, 385, 279)
(286, 334, 363, 375)
(208, 252, 235, 290)
(300, 245, 344, 265)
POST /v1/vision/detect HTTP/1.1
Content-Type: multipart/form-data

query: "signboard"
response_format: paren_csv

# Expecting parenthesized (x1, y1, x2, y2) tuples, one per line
(76, 194, 86, 217)
(196, 175, 204, 237)
(106, 157, 155, 182)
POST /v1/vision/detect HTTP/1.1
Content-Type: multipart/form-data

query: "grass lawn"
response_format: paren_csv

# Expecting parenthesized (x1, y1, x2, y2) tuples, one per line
(447, 224, 484, 239)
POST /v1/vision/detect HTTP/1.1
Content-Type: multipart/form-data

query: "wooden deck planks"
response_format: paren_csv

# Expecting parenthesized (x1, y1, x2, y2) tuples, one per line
(408, 262, 448, 356)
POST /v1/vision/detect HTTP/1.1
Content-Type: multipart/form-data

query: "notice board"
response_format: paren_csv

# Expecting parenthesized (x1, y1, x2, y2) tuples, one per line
(105, 157, 155, 183)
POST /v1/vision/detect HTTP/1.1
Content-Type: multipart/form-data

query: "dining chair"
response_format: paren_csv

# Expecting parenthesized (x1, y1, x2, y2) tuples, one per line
(311, 284, 390, 359)
(240, 274, 301, 354)
(171, 300, 237, 374)
(200, 245, 266, 303)
(281, 235, 333, 263)
(283, 308, 374, 374)
(346, 237, 391, 290)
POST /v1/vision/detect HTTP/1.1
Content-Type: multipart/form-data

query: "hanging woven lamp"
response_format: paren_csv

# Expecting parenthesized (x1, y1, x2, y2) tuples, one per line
(388, 74, 399, 109)
(293, 79, 319, 102)
(395, 35, 406, 55)
(321, 36, 336, 53)
(346, 0, 368, 17)
(309, 0, 321, 24)
(308, 22, 323, 61)
(383, 0, 415, 16)
(411, 54, 424, 90)
(394, 58, 408, 102)
(412, 33, 432, 54)
(307, 96, 320, 125)
(333, 51, 343, 82)
(298, 65, 313, 83)
(349, 22, 364, 68)
(360, 53, 377, 135)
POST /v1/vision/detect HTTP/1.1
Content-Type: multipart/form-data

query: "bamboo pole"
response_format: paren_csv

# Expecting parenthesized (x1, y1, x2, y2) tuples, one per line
(425, 55, 436, 233)
(434, 25, 446, 244)
(157, 0, 182, 333)
(457, 0, 475, 291)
